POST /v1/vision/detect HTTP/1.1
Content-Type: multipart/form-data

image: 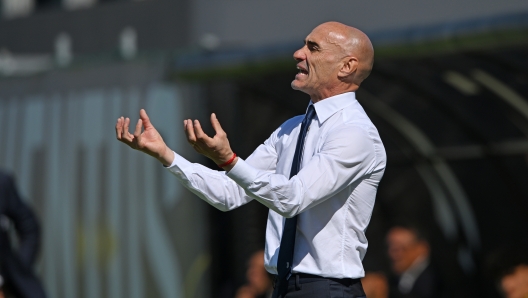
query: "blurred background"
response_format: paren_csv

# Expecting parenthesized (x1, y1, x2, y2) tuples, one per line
(0, 0, 527, 297)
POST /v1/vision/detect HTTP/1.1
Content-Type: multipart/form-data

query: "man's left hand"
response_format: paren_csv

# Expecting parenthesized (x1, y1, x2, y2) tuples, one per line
(184, 113, 238, 170)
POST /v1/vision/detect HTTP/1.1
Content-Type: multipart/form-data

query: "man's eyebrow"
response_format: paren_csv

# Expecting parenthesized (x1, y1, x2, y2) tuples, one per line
(304, 39, 320, 48)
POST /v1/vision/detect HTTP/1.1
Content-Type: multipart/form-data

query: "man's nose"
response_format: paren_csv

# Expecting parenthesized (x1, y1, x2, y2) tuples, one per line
(293, 48, 306, 61)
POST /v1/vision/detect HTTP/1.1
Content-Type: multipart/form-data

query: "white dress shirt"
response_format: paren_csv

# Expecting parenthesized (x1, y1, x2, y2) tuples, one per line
(167, 92, 386, 279)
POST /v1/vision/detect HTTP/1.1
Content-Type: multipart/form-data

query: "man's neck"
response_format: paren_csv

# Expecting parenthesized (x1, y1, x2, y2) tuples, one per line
(310, 90, 356, 103)
(309, 86, 358, 103)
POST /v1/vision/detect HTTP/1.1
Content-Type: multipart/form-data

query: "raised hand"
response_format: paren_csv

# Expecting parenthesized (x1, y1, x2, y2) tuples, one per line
(184, 113, 237, 170)
(115, 109, 174, 166)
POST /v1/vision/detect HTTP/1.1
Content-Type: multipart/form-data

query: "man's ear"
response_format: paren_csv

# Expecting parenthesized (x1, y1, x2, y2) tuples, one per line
(338, 56, 358, 78)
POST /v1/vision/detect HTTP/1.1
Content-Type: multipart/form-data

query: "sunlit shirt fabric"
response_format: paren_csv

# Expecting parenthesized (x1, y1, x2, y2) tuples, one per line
(166, 92, 387, 279)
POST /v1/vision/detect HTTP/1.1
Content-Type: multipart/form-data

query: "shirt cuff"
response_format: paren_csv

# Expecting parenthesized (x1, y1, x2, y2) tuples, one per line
(165, 151, 193, 177)
(226, 158, 259, 188)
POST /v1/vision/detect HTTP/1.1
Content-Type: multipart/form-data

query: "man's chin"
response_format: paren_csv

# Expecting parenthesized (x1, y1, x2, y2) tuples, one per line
(291, 80, 304, 91)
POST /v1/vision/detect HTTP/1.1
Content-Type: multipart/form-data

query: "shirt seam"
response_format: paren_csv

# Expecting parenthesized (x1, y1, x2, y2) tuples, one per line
(341, 195, 349, 275)
(367, 127, 379, 169)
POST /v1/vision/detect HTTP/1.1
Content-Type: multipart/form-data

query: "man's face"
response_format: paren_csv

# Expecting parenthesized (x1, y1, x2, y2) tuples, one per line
(387, 228, 428, 275)
(501, 265, 528, 298)
(291, 25, 343, 98)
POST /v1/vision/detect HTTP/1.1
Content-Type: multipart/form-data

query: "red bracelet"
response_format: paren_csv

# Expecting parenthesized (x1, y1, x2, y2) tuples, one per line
(218, 153, 237, 168)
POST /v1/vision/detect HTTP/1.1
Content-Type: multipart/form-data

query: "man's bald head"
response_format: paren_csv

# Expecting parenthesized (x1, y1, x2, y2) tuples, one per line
(316, 22, 374, 84)
(292, 22, 374, 101)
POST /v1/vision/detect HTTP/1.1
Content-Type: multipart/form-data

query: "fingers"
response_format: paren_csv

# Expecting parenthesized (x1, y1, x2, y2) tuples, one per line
(184, 119, 197, 144)
(116, 117, 123, 139)
(139, 109, 152, 129)
(134, 118, 143, 139)
(210, 113, 225, 136)
(184, 119, 214, 148)
(122, 117, 133, 142)
(193, 120, 213, 145)
(115, 111, 147, 149)
(116, 116, 133, 143)
(193, 120, 204, 139)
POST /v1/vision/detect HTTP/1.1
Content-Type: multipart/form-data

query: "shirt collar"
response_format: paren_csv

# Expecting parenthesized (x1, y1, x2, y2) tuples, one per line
(308, 92, 357, 123)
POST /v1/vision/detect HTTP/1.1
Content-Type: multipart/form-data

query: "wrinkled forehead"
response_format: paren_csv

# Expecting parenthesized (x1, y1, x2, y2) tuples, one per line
(306, 28, 345, 48)
(307, 25, 354, 51)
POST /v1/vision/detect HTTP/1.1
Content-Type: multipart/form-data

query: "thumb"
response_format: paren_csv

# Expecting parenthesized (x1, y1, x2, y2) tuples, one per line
(139, 109, 153, 129)
(210, 113, 225, 135)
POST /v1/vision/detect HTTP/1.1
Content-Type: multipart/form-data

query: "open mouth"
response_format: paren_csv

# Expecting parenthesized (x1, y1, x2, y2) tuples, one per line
(297, 65, 309, 76)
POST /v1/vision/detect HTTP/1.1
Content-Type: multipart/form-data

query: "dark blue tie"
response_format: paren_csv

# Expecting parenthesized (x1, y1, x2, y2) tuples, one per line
(276, 105, 316, 294)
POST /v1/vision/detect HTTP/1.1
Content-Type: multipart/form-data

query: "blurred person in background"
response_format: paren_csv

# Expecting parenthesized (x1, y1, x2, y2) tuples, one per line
(235, 250, 273, 298)
(361, 272, 388, 298)
(116, 21, 385, 298)
(0, 171, 46, 298)
(386, 225, 441, 298)
(487, 244, 528, 298)
(500, 264, 528, 298)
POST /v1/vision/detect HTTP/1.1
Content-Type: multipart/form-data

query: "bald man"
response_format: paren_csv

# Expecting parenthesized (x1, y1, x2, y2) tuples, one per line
(116, 22, 386, 298)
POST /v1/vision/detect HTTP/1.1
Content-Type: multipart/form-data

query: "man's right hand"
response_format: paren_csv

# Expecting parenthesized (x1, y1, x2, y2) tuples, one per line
(115, 109, 174, 166)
